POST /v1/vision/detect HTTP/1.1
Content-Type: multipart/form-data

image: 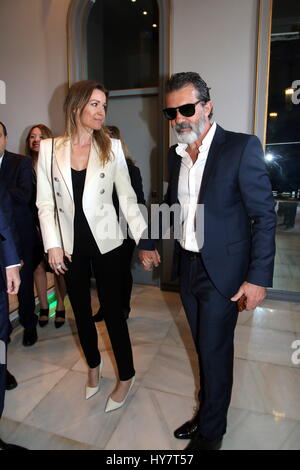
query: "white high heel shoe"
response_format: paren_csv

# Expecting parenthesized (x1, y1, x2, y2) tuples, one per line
(85, 360, 104, 400)
(105, 375, 135, 412)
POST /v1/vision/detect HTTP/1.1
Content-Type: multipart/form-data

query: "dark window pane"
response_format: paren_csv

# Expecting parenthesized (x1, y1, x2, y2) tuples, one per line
(87, 0, 159, 90)
(266, 0, 300, 195)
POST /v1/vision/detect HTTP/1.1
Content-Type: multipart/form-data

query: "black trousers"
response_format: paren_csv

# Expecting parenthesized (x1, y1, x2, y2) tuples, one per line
(0, 288, 9, 418)
(179, 250, 239, 441)
(64, 244, 135, 381)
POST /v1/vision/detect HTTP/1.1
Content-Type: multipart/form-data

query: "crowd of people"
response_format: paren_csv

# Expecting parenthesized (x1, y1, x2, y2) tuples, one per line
(0, 72, 276, 451)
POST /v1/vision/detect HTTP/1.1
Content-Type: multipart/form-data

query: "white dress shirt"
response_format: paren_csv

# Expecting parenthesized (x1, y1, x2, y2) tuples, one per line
(177, 122, 216, 252)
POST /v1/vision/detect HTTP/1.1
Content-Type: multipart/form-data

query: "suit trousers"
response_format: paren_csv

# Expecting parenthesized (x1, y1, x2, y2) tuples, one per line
(0, 289, 9, 418)
(18, 249, 37, 330)
(179, 249, 239, 440)
(64, 244, 135, 381)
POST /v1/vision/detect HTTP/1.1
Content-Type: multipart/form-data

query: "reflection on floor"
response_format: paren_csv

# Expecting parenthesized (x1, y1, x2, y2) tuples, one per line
(274, 203, 300, 292)
(1, 285, 300, 450)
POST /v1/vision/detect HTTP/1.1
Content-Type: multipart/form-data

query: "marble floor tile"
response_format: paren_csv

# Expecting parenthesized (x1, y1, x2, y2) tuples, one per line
(231, 358, 300, 420)
(244, 305, 300, 333)
(163, 315, 195, 351)
(234, 324, 297, 367)
(224, 407, 299, 450)
(105, 387, 195, 450)
(3, 367, 68, 422)
(23, 370, 132, 448)
(7, 422, 101, 450)
(280, 421, 300, 450)
(0, 417, 21, 441)
(9, 331, 83, 370)
(141, 344, 199, 398)
(4, 284, 300, 450)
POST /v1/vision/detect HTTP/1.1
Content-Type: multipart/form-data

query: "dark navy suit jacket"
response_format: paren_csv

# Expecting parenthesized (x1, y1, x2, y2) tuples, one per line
(0, 151, 36, 257)
(140, 124, 276, 298)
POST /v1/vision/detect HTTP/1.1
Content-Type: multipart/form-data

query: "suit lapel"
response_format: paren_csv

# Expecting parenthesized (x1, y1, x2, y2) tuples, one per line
(198, 125, 226, 203)
(0, 153, 10, 179)
(54, 139, 73, 200)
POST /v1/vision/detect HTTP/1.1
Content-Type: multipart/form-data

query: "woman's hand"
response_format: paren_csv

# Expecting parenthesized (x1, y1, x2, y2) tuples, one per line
(48, 247, 71, 275)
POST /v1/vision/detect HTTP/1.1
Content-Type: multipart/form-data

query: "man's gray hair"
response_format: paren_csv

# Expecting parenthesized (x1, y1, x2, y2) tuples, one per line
(165, 72, 213, 119)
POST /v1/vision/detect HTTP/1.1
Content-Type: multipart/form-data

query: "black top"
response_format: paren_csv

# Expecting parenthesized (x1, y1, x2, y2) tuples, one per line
(72, 168, 99, 255)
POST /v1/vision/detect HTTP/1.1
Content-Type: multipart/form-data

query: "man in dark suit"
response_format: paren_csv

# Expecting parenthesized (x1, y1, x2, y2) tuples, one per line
(139, 72, 276, 450)
(0, 122, 38, 346)
(0, 185, 26, 450)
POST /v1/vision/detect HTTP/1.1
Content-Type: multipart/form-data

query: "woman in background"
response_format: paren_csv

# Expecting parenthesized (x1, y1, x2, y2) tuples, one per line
(36, 81, 149, 410)
(26, 124, 66, 328)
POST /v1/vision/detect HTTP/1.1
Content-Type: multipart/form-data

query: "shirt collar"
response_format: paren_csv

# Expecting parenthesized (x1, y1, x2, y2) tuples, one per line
(0, 154, 4, 167)
(176, 122, 217, 157)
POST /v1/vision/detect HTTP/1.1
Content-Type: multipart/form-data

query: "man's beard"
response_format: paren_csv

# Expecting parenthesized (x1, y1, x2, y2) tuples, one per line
(173, 115, 206, 144)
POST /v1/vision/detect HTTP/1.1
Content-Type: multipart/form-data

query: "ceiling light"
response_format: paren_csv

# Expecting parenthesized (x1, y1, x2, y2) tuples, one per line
(285, 88, 294, 95)
(269, 112, 278, 117)
(143, 11, 148, 15)
(152, 24, 158, 28)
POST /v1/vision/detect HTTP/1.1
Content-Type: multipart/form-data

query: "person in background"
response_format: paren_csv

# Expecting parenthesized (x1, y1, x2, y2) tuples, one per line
(0, 185, 27, 450)
(25, 124, 66, 328)
(93, 125, 146, 322)
(36, 80, 152, 411)
(0, 122, 38, 347)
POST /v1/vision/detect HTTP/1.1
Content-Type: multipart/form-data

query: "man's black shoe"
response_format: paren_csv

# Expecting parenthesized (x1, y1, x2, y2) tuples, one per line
(185, 432, 223, 450)
(22, 327, 37, 347)
(0, 438, 28, 450)
(5, 370, 17, 390)
(174, 415, 199, 439)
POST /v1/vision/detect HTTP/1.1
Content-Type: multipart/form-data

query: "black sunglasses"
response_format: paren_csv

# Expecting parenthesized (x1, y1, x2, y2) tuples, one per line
(162, 100, 202, 120)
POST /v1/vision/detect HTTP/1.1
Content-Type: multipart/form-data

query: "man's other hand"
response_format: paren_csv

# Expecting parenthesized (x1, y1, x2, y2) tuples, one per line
(138, 249, 161, 271)
(6, 266, 21, 295)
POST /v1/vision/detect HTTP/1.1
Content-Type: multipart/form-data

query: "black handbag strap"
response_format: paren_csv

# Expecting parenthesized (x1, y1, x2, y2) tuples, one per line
(50, 138, 65, 254)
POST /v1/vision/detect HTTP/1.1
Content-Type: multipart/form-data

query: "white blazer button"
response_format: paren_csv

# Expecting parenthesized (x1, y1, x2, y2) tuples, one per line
(100, 189, 105, 194)
(100, 173, 105, 178)
(100, 205, 104, 210)
(59, 208, 64, 213)
(54, 177, 59, 182)
(56, 192, 61, 197)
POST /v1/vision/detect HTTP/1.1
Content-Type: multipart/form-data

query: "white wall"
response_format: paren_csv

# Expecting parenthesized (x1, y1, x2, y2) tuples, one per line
(0, 0, 71, 154)
(171, 0, 259, 133)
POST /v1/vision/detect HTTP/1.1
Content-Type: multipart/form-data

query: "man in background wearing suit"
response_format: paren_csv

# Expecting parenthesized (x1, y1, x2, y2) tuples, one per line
(0, 185, 26, 450)
(139, 72, 276, 450)
(0, 122, 38, 347)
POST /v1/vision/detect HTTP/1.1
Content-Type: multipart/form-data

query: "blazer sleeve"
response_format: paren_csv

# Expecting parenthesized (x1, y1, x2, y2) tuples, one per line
(8, 156, 33, 205)
(36, 139, 62, 251)
(113, 140, 147, 245)
(238, 135, 276, 287)
(0, 193, 20, 268)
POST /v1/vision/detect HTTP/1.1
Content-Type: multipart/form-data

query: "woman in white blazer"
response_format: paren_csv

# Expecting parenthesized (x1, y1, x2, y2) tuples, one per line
(36, 81, 147, 412)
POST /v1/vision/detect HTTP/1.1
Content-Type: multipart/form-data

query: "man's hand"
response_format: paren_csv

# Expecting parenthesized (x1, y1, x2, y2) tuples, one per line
(6, 266, 21, 295)
(231, 281, 266, 311)
(138, 249, 160, 271)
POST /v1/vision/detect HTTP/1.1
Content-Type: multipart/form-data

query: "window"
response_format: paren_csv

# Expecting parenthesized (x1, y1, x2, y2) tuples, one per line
(87, 0, 159, 90)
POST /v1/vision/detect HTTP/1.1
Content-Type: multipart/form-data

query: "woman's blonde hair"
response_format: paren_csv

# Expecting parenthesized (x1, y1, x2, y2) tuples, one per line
(63, 80, 111, 165)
